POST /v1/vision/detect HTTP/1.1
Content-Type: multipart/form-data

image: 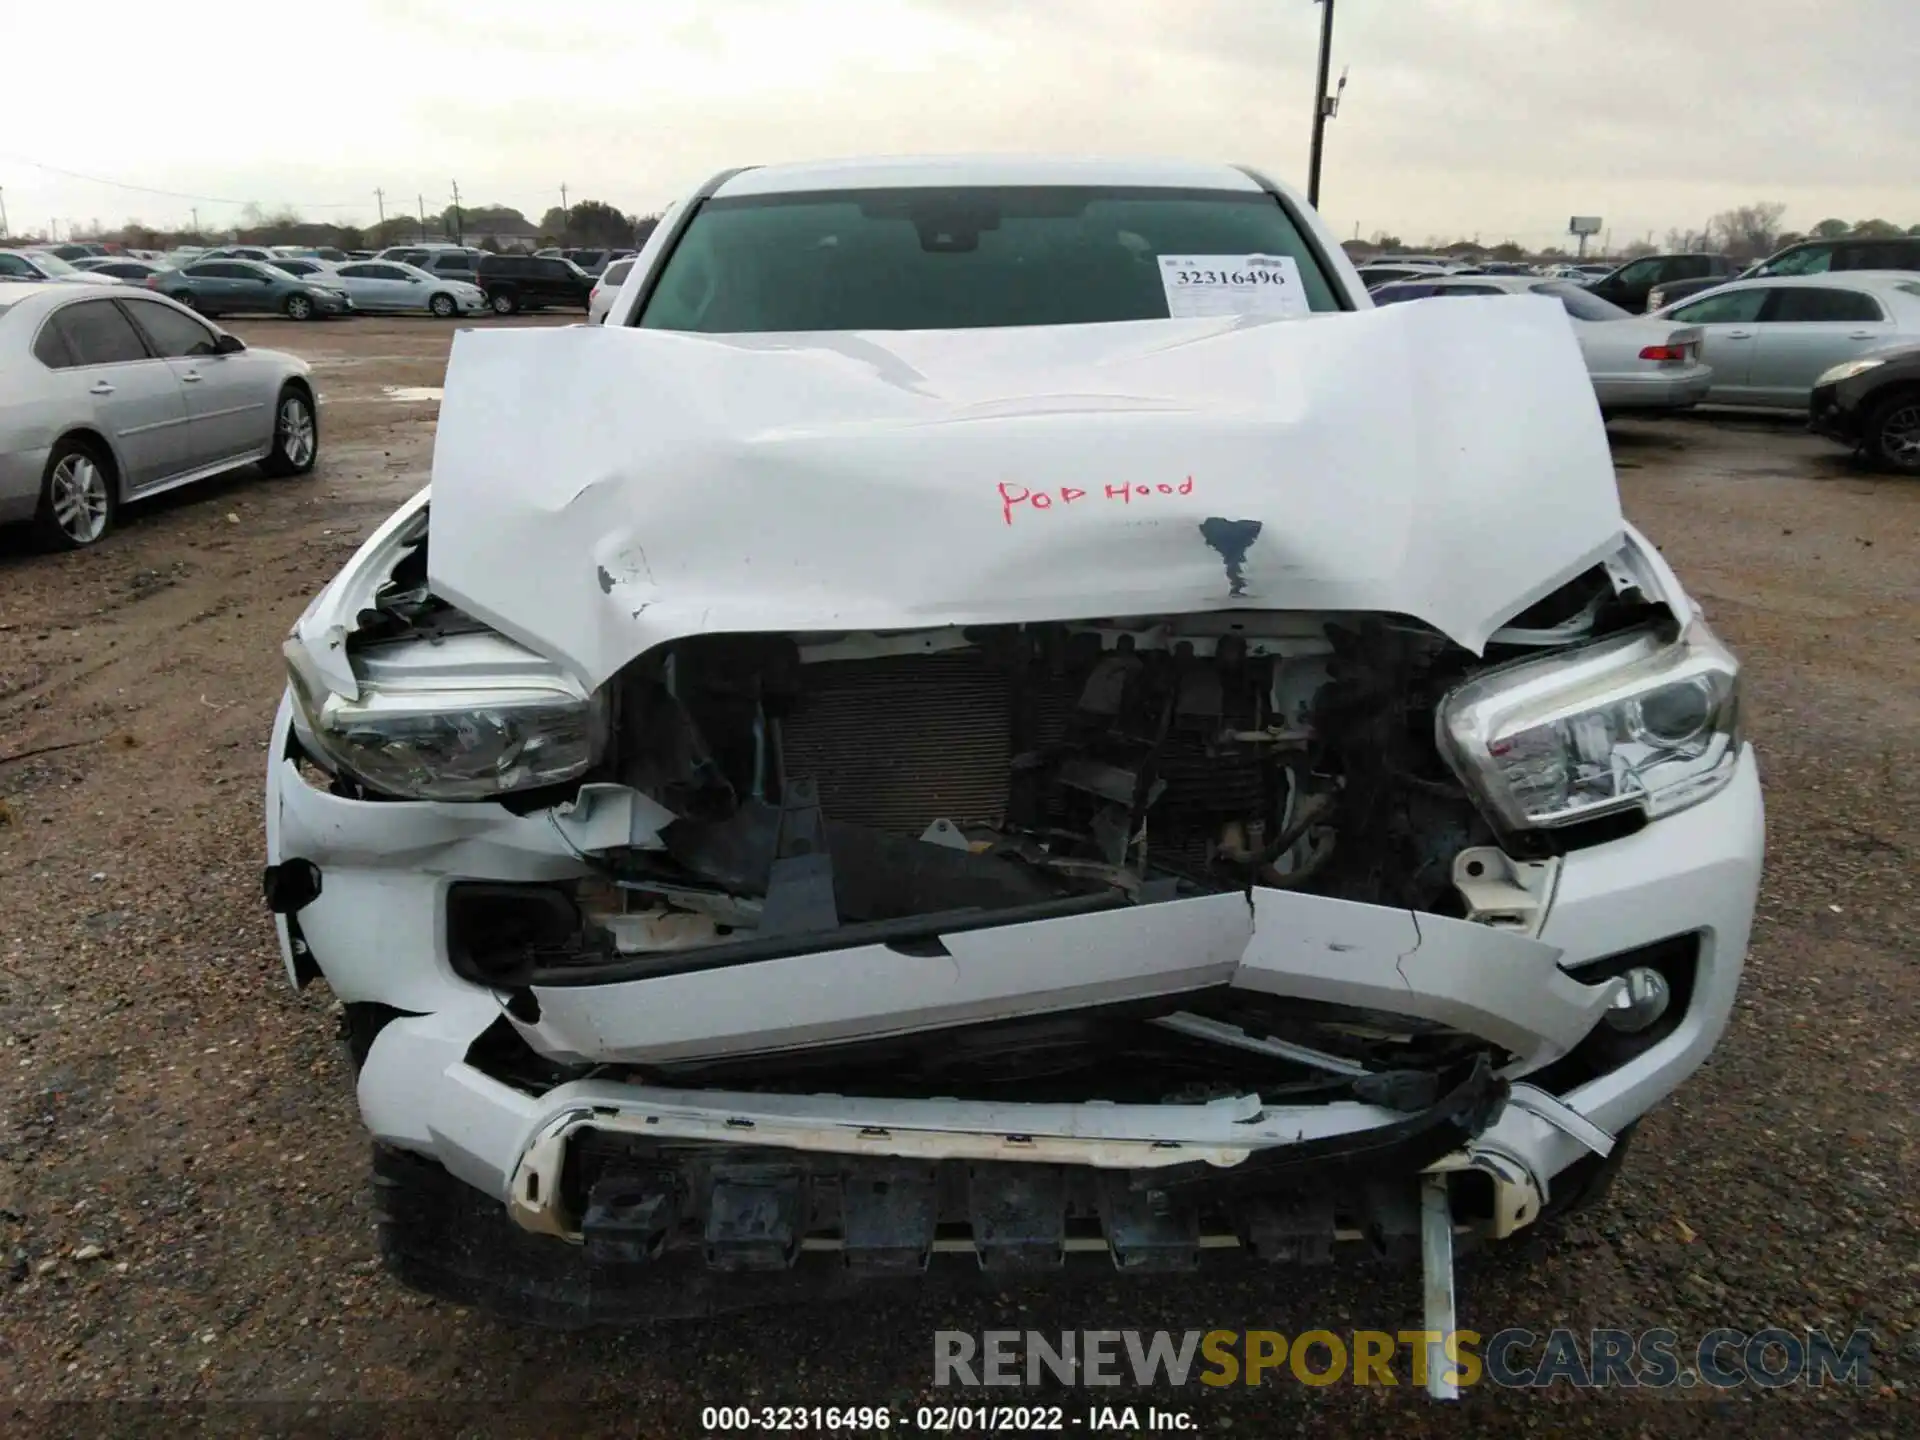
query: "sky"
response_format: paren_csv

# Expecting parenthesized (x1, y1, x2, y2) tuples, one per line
(3, 0, 1915, 247)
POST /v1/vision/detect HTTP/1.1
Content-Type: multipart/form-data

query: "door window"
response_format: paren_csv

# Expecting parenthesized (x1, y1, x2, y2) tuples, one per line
(1761, 288, 1884, 323)
(1760, 245, 1832, 277)
(50, 300, 152, 365)
(122, 298, 221, 357)
(361, 265, 412, 281)
(32, 321, 77, 368)
(0, 253, 39, 277)
(1608, 258, 1662, 288)
(1669, 288, 1770, 325)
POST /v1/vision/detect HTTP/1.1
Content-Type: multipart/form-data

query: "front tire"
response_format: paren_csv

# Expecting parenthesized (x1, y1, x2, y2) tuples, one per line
(489, 290, 518, 315)
(428, 292, 457, 318)
(1863, 389, 1920, 474)
(34, 437, 116, 550)
(262, 386, 318, 477)
(284, 293, 316, 321)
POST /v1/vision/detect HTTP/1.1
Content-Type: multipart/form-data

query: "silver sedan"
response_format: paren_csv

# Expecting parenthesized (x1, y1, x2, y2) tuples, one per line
(0, 284, 317, 549)
(1650, 272, 1920, 409)
(328, 260, 488, 318)
(1369, 275, 1712, 415)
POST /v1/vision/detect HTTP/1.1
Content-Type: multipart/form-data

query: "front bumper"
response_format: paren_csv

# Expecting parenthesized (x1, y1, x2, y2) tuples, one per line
(1808, 381, 1858, 443)
(266, 688, 1762, 1258)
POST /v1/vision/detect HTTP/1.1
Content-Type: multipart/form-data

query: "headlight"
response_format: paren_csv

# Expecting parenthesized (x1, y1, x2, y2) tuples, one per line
(1437, 622, 1741, 831)
(1814, 356, 1886, 386)
(284, 635, 607, 800)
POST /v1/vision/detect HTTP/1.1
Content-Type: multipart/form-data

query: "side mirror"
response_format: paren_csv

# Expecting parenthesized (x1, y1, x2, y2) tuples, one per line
(213, 333, 246, 355)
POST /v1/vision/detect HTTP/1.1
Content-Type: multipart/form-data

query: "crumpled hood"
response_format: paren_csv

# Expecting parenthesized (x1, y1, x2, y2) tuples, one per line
(427, 299, 1623, 690)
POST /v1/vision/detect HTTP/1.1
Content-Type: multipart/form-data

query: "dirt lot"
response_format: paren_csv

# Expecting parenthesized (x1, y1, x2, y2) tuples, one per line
(1, 315, 1915, 1435)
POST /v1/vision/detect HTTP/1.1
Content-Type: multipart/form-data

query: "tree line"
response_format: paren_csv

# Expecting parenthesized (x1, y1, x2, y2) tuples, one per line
(7, 199, 661, 253)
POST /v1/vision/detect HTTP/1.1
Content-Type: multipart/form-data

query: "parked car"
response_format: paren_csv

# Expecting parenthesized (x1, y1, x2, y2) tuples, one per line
(1647, 235, 1920, 313)
(264, 258, 337, 282)
(1584, 253, 1738, 314)
(376, 244, 479, 268)
(72, 259, 170, 285)
(0, 250, 120, 286)
(1809, 339, 1920, 473)
(0, 284, 317, 548)
(329, 260, 486, 318)
(1371, 275, 1710, 415)
(587, 257, 635, 324)
(269, 156, 1760, 1344)
(1354, 262, 1449, 290)
(415, 249, 483, 285)
(153, 258, 351, 320)
(475, 252, 593, 313)
(46, 242, 111, 261)
(1651, 273, 1920, 409)
(198, 246, 279, 264)
(68, 256, 136, 276)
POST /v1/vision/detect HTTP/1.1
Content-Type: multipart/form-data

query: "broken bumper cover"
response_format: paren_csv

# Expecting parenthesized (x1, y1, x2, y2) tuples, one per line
(374, 1061, 1516, 1326)
(266, 691, 1761, 1293)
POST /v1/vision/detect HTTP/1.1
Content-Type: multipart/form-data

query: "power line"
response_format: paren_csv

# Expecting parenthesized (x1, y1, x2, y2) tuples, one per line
(0, 152, 365, 209)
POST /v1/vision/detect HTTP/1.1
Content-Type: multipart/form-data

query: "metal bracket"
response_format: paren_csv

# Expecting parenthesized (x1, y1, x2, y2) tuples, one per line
(1451, 846, 1557, 936)
(761, 777, 839, 936)
(550, 783, 678, 853)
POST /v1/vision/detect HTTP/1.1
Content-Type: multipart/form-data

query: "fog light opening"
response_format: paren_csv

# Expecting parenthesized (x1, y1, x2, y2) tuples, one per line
(1602, 965, 1671, 1034)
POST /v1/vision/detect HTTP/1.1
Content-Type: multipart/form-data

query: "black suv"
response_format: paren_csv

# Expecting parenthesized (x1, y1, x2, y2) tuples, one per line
(476, 253, 595, 314)
(1584, 253, 1738, 314)
(1648, 235, 1920, 312)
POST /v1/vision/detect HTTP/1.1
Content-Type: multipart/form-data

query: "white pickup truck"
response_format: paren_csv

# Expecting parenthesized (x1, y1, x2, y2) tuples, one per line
(265, 155, 1761, 1379)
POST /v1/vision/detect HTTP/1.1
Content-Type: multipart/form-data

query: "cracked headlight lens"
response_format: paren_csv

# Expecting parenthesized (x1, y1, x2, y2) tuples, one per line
(1437, 622, 1741, 831)
(284, 637, 606, 800)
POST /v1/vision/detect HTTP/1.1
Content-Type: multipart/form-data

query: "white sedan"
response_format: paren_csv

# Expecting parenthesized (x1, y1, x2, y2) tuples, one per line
(1650, 272, 1920, 409)
(1370, 274, 1710, 415)
(327, 260, 487, 318)
(587, 257, 636, 324)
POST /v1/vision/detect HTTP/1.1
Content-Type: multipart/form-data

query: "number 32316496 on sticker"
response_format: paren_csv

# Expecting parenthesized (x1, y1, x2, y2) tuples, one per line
(999, 476, 1196, 526)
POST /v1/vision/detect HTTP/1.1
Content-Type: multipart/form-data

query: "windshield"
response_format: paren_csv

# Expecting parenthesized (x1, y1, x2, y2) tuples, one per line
(32, 252, 81, 277)
(637, 185, 1342, 332)
(1536, 281, 1630, 321)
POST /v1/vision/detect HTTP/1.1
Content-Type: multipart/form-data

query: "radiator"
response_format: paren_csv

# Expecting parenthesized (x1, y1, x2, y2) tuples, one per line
(780, 653, 1013, 833)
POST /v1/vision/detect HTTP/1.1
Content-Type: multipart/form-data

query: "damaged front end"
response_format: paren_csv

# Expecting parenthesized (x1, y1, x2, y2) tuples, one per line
(266, 311, 1759, 1330)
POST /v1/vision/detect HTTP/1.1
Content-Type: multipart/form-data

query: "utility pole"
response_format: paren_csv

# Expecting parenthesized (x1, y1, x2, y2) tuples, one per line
(191, 206, 200, 235)
(418, 193, 427, 243)
(450, 180, 463, 244)
(1306, 0, 1344, 209)
(0, 187, 8, 239)
(559, 182, 569, 241)
(375, 187, 386, 227)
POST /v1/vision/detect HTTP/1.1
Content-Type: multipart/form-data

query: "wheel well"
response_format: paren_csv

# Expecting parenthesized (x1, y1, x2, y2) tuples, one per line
(1867, 381, 1920, 417)
(54, 428, 123, 493)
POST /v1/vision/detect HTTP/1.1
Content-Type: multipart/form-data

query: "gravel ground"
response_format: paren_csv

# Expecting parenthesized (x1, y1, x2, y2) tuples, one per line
(0, 317, 1914, 1436)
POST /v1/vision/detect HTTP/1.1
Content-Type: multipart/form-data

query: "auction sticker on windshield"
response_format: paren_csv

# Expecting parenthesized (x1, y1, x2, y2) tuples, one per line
(1158, 254, 1308, 319)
